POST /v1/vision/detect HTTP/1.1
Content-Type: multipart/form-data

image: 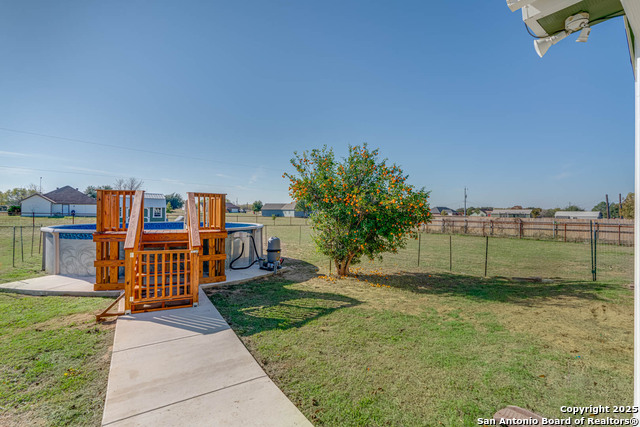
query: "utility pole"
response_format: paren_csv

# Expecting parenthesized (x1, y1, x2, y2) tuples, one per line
(605, 194, 610, 219)
(464, 187, 468, 216)
(39, 177, 42, 193)
(619, 193, 623, 219)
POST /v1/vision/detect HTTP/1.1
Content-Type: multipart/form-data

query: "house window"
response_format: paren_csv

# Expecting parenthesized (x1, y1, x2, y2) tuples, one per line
(144, 208, 149, 223)
(153, 207, 163, 218)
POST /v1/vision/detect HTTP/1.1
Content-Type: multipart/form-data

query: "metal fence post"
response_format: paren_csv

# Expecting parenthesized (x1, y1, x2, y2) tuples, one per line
(590, 220, 595, 281)
(594, 227, 598, 281)
(12, 226, 16, 267)
(484, 236, 489, 277)
(449, 235, 452, 271)
(20, 226, 24, 262)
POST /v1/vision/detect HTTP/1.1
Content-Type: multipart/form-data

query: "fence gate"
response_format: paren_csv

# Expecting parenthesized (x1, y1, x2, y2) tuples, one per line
(126, 249, 199, 313)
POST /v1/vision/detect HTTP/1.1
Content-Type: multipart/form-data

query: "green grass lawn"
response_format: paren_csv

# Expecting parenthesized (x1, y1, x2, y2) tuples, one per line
(0, 293, 115, 426)
(208, 256, 633, 425)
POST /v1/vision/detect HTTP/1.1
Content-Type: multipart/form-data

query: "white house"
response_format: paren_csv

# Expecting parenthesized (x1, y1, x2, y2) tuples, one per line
(21, 186, 97, 217)
(490, 209, 532, 218)
(554, 211, 602, 220)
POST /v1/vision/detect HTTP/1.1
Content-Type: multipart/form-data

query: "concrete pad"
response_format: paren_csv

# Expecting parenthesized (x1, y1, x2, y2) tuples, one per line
(102, 329, 268, 425)
(201, 265, 284, 290)
(0, 275, 120, 297)
(112, 291, 229, 352)
(104, 376, 311, 427)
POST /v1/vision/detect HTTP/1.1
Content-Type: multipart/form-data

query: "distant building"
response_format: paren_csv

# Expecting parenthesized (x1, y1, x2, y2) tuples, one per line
(432, 206, 457, 216)
(261, 202, 307, 218)
(226, 202, 241, 213)
(554, 211, 602, 220)
(142, 193, 167, 222)
(21, 186, 97, 217)
(470, 210, 489, 217)
(490, 209, 532, 218)
(117, 193, 167, 222)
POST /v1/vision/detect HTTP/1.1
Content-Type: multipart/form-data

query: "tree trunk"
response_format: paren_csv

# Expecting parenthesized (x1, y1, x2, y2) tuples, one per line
(335, 253, 355, 276)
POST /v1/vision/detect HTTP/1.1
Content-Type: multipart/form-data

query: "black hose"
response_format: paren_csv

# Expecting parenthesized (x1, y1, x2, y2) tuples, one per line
(229, 234, 264, 270)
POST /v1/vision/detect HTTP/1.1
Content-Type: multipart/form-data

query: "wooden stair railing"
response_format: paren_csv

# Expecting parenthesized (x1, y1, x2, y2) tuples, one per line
(96, 190, 136, 232)
(123, 190, 145, 313)
(187, 192, 227, 284)
(190, 192, 226, 230)
(185, 193, 201, 306)
(94, 190, 137, 290)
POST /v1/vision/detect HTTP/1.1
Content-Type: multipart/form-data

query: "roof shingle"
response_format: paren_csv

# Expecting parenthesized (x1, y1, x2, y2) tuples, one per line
(43, 186, 96, 205)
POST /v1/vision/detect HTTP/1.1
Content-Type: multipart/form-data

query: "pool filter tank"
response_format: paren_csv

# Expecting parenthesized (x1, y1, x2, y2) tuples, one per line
(260, 236, 283, 272)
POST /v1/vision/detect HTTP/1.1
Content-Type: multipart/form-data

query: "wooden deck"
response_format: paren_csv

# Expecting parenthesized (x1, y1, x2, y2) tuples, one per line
(93, 190, 227, 313)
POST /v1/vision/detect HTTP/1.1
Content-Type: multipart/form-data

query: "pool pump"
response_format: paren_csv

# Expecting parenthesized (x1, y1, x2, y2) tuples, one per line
(229, 234, 284, 272)
(260, 236, 284, 272)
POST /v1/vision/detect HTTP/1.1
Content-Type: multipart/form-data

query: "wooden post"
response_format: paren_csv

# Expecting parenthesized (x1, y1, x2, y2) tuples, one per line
(124, 250, 132, 314)
(449, 235, 452, 271)
(192, 250, 199, 306)
(619, 224, 622, 246)
(619, 193, 623, 219)
(605, 194, 610, 219)
(519, 220, 523, 239)
(564, 223, 567, 242)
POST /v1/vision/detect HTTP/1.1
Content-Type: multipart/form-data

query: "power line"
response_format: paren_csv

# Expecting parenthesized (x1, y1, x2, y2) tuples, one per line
(0, 126, 282, 172)
(0, 165, 284, 194)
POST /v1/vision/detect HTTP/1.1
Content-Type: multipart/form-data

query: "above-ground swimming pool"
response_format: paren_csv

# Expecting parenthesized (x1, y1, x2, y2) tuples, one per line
(41, 222, 264, 276)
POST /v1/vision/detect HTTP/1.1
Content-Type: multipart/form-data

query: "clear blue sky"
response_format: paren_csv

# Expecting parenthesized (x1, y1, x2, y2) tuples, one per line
(0, 1, 633, 210)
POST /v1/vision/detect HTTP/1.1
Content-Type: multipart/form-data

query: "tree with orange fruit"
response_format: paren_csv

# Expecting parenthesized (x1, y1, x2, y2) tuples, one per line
(284, 144, 432, 276)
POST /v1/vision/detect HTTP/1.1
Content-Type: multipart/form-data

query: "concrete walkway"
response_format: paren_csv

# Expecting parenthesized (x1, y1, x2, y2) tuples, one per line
(102, 285, 311, 426)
